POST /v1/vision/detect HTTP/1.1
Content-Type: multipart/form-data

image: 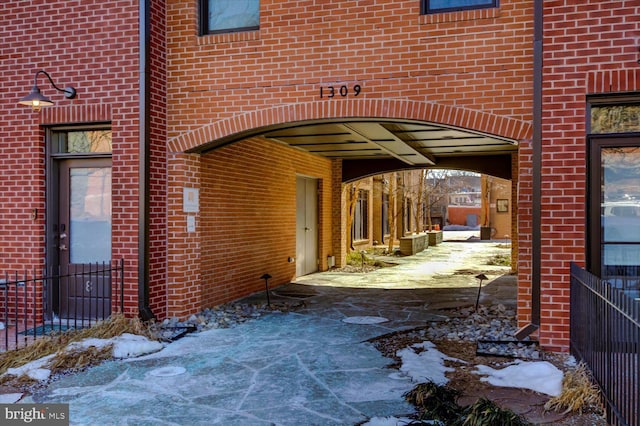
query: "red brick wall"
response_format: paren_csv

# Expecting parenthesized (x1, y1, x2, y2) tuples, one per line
(448, 206, 481, 227)
(516, 1, 640, 351)
(198, 138, 334, 309)
(148, 0, 169, 316)
(164, 1, 535, 322)
(166, 0, 534, 140)
(0, 0, 142, 315)
(166, 153, 201, 319)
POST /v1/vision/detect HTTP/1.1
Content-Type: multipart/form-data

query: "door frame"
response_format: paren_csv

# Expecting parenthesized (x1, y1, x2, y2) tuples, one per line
(295, 175, 319, 277)
(45, 126, 112, 320)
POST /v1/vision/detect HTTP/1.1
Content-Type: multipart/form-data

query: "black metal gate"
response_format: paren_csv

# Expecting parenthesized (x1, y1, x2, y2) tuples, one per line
(0, 259, 124, 352)
(570, 262, 639, 426)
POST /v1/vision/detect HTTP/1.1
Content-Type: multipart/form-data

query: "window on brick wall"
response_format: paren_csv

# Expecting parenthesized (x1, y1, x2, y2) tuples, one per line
(352, 190, 369, 241)
(422, 0, 497, 14)
(588, 99, 640, 299)
(200, 0, 259, 35)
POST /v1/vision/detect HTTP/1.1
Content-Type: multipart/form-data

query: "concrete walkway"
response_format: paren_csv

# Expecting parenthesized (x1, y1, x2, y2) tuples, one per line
(25, 236, 515, 425)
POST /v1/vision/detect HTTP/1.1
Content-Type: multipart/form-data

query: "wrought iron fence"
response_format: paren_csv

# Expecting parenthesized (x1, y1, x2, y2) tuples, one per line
(570, 262, 639, 426)
(0, 260, 124, 352)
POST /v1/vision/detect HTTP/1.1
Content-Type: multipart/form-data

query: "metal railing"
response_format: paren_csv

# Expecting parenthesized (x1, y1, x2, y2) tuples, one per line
(0, 260, 124, 352)
(570, 262, 639, 426)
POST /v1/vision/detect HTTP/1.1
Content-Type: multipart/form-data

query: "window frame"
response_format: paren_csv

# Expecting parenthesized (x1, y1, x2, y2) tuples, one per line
(587, 96, 640, 278)
(199, 0, 260, 36)
(421, 0, 498, 14)
(352, 190, 370, 242)
(587, 134, 640, 277)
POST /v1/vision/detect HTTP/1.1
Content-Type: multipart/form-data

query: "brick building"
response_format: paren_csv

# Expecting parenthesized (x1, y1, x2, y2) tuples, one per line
(1, 1, 639, 352)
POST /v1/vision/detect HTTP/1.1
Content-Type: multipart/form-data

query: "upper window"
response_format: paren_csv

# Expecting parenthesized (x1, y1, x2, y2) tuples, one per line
(201, 0, 259, 35)
(50, 130, 112, 155)
(591, 104, 640, 134)
(423, 0, 497, 14)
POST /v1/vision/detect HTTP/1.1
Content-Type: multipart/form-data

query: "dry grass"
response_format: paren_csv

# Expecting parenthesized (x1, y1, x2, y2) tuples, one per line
(47, 345, 114, 374)
(544, 362, 601, 414)
(0, 314, 152, 376)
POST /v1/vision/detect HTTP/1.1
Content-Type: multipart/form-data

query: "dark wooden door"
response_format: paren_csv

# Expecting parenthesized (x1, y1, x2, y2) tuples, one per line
(57, 158, 112, 320)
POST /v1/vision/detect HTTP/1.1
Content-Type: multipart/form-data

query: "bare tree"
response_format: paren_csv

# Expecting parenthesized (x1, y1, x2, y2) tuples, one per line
(424, 169, 480, 231)
(386, 172, 399, 253)
(423, 169, 451, 231)
(344, 180, 362, 252)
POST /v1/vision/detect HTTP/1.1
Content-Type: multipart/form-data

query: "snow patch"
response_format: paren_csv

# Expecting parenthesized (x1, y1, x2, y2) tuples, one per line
(342, 316, 389, 324)
(111, 333, 164, 358)
(363, 417, 438, 426)
(474, 360, 563, 396)
(2, 334, 163, 383)
(398, 341, 465, 385)
(6, 354, 55, 382)
(67, 333, 163, 359)
(148, 366, 186, 377)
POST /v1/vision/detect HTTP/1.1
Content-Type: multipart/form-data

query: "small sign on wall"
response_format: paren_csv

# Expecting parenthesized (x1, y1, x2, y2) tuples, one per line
(186, 215, 196, 233)
(183, 187, 199, 213)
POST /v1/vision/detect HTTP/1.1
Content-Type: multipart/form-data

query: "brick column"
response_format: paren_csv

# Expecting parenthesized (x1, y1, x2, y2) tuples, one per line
(331, 160, 346, 268)
(511, 151, 519, 274)
(166, 152, 201, 319)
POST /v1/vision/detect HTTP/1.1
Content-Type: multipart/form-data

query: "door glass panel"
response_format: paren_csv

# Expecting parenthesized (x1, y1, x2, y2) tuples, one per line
(601, 146, 640, 295)
(69, 167, 112, 263)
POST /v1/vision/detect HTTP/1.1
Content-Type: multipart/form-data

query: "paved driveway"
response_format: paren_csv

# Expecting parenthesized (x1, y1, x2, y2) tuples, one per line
(26, 239, 514, 425)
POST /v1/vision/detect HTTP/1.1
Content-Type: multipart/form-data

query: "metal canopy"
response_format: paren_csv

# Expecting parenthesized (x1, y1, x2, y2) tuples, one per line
(193, 119, 518, 181)
(263, 120, 517, 168)
(260, 120, 518, 181)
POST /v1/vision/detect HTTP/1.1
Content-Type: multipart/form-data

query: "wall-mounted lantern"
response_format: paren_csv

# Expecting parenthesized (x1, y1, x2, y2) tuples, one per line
(18, 70, 76, 112)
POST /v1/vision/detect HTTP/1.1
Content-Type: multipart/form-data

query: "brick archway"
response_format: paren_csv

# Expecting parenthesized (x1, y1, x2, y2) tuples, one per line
(168, 100, 532, 153)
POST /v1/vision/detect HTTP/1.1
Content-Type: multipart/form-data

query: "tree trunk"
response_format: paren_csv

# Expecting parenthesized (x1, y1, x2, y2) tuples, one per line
(387, 173, 397, 253)
(345, 181, 363, 253)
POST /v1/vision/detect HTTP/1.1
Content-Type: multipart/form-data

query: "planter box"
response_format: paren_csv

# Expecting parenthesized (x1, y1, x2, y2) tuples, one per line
(399, 233, 427, 255)
(480, 226, 492, 240)
(427, 230, 443, 246)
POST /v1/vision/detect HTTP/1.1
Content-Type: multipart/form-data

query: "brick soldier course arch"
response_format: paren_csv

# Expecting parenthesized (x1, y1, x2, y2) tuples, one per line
(168, 100, 532, 154)
(163, 98, 529, 324)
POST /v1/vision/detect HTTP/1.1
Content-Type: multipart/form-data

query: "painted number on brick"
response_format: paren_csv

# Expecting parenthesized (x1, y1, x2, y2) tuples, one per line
(319, 84, 361, 99)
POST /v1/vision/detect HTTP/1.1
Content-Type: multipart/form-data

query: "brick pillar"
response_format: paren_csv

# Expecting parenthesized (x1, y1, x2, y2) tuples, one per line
(511, 151, 519, 274)
(331, 160, 346, 268)
(166, 152, 201, 319)
(517, 141, 533, 332)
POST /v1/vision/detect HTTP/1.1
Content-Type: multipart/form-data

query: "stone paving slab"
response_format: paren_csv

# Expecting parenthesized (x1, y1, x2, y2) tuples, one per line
(19, 238, 523, 425)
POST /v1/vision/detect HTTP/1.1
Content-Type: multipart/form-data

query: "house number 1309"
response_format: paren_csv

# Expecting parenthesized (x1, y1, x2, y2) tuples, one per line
(319, 84, 361, 99)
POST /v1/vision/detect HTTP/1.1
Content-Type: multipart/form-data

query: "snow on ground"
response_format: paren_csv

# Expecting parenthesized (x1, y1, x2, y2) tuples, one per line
(365, 341, 565, 425)
(397, 340, 564, 396)
(398, 341, 466, 385)
(363, 416, 427, 425)
(68, 333, 164, 359)
(6, 354, 56, 381)
(4, 333, 163, 382)
(342, 316, 389, 324)
(474, 360, 564, 397)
